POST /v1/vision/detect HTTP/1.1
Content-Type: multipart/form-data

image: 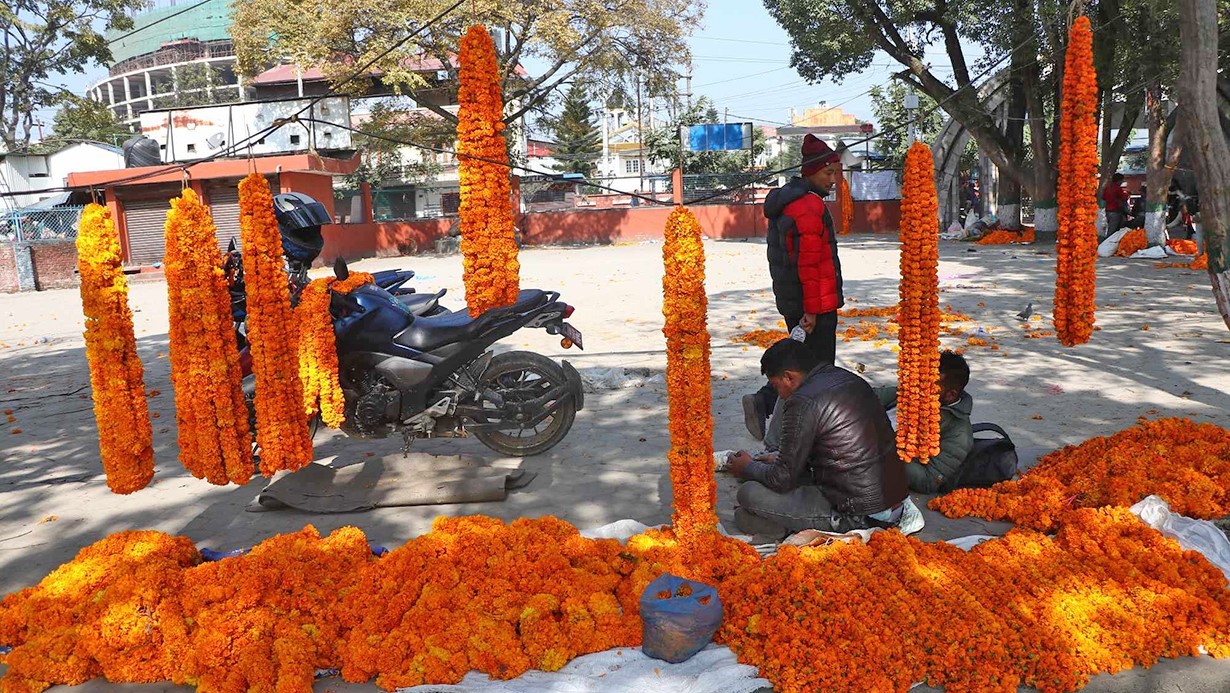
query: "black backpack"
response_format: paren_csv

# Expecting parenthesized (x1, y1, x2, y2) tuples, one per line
(940, 423, 1018, 493)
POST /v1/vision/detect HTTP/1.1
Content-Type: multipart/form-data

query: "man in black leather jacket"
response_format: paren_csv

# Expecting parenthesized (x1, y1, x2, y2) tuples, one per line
(728, 339, 922, 539)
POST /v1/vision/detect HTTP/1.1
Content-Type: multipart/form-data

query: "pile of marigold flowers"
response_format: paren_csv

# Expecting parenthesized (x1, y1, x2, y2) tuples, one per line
(932, 417, 1230, 532)
(977, 227, 1036, 245)
(4, 511, 1230, 693)
(1114, 228, 1148, 257)
(731, 329, 788, 349)
(1167, 238, 1200, 255)
(1157, 253, 1209, 270)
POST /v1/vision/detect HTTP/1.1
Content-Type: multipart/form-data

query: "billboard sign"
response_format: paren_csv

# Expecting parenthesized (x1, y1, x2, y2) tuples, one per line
(681, 122, 754, 152)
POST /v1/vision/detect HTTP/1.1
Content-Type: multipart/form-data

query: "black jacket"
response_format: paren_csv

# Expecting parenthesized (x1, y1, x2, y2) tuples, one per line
(744, 364, 908, 516)
(763, 177, 843, 319)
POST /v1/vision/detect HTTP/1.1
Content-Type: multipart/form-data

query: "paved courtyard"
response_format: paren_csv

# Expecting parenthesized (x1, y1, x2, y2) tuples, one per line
(1, 236, 1228, 691)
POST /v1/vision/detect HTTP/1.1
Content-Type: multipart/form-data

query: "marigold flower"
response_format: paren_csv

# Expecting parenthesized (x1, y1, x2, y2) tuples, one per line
(239, 173, 314, 474)
(164, 189, 253, 486)
(977, 227, 1036, 245)
(75, 203, 155, 494)
(1054, 15, 1099, 346)
(838, 176, 854, 235)
(458, 25, 520, 317)
(1114, 228, 1148, 257)
(662, 207, 717, 541)
(297, 272, 374, 427)
(896, 142, 942, 462)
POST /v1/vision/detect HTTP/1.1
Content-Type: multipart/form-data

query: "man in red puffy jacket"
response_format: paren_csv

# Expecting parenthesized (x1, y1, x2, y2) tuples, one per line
(742, 134, 845, 441)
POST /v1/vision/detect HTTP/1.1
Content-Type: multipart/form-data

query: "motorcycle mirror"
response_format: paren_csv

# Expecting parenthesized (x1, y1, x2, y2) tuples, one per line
(227, 238, 237, 253)
(334, 257, 350, 281)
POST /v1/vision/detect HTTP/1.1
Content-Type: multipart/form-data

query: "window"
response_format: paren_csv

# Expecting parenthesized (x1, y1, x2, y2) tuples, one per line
(290, 134, 301, 146)
(625, 159, 641, 174)
(186, 143, 196, 153)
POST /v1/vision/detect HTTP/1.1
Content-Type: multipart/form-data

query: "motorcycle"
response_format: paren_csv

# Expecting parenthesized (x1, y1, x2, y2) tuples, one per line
(227, 192, 585, 457)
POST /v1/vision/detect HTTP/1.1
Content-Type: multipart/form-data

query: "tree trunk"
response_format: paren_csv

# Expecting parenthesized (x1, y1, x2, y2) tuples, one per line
(1177, 0, 1230, 330)
(1144, 92, 1184, 245)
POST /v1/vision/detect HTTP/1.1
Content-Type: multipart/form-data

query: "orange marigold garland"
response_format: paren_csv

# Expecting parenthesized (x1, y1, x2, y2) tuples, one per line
(75, 203, 155, 494)
(1114, 228, 1148, 257)
(457, 25, 519, 318)
(895, 141, 942, 463)
(296, 272, 374, 428)
(932, 417, 1230, 532)
(1053, 15, 1099, 346)
(977, 227, 1037, 245)
(838, 175, 854, 235)
(1167, 238, 1199, 255)
(662, 206, 717, 541)
(163, 189, 254, 486)
(239, 173, 313, 474)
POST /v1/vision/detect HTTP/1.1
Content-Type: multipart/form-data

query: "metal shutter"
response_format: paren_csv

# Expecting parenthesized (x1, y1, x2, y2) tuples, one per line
(207, 184, 242, 252)
(123, 199, 170, 267)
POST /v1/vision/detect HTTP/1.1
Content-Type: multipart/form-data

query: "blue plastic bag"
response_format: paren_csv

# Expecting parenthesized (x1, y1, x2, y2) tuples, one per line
(639, 573, 723, 663)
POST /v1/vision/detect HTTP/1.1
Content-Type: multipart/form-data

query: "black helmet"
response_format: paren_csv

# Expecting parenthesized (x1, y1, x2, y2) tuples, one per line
(272, 192, 330, 264)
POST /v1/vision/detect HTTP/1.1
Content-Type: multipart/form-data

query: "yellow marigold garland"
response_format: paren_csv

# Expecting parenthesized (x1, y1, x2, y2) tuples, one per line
(239, 173, 313, 474)
(662, 206, 717, 541)
(895, 141, 942, 463)
(1054, 15, 1099, 346)
(296, 272, 374, 428)
(932, 417, 1230, 532)
(75, 203, 155, 494)
(838, 175, 854, 235)
(163, 189, 254, 486)
(458, 24, 520, 318)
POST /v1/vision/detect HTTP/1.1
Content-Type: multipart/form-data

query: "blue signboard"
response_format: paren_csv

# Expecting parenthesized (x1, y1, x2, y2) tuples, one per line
(682, 123, 754, 152)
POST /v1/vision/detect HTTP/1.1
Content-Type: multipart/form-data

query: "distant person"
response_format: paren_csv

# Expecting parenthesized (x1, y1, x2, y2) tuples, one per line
(1102, 173, 1130, 238)
(743, 134, 844, 441)
(728, 339, 924, 539)
(965, 178, 982, 217)
(874, 350, 975, 494)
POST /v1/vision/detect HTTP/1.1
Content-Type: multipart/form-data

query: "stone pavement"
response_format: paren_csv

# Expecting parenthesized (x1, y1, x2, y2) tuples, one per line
(1, 237, 1228, 691)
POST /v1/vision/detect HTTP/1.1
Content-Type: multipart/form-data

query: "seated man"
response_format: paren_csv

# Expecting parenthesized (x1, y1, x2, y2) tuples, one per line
(874, 350, 975, 494)
(728, 339, 923, 539)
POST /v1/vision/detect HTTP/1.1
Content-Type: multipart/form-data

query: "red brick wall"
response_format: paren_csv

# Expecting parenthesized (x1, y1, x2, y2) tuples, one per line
(0, 245, 17, 293)
(30, 242, 79, 290)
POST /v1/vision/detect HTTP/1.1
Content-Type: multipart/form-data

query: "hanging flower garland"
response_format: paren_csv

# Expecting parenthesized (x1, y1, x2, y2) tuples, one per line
(838, 175, 854, 235)
(164, 189, 253, 486)
(296, 272, 374, 428)
(239, 173, 313, 475)
(1053, 15, 1099, 347)
(662, 206, 717, 541)
(75, 203, 155, 494)
(457, 24, 520, 318)
(895, 141, 942, 463)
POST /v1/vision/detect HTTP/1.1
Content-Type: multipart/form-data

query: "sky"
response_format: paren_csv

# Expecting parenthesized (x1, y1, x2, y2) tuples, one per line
(37, 0, 947, 133)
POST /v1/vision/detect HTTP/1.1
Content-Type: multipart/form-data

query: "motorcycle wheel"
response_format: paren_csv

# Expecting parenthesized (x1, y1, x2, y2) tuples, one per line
(471, 351, 577, 457)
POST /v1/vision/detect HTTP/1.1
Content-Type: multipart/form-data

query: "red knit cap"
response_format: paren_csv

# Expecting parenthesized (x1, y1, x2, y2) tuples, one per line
(800, 134, 841, 176)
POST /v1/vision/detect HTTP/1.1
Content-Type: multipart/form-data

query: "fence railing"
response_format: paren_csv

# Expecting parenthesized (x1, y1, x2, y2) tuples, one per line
(1, 206, 85, 243)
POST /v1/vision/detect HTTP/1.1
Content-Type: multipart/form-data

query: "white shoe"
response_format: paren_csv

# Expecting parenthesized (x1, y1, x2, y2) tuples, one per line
(897, 496, 925, 536)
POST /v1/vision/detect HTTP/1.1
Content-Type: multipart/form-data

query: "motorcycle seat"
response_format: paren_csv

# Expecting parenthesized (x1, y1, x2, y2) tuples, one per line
(393, 289, 550, 352)
(399, 288, 445, 317)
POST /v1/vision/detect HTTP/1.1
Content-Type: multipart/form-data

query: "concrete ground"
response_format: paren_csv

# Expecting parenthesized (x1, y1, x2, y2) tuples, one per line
(1, 236, 1229, 691)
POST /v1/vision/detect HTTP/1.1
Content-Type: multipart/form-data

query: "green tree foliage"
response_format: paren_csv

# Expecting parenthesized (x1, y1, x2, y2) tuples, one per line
(643, 97, 766, 174)
(50, 95, 130, 146)
(231, 0, 702, 129)
(541, 82, 600, 176)
(341, 99, 452, 192)
(868, 81, 976, 172)
(1, 0, 145, 150)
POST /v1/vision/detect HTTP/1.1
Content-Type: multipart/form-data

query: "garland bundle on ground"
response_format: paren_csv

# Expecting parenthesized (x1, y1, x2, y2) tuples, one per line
(1053, 15, 1100, 346)
(932, 417, 1230, 531)
(238, 173, 313, 474)
(838, 175, 854, 235)
(3, 511, 1228, 693)
(75, 203, 155, 494)
(977, 227, 1037, 245)
(163, 189, 253, 486)
(895, 141, 942, 463)
(662, 206, 717, 540)
(457, 24, 519, 317)
(1167, 238, 1200, 255)
(1114, 228, 1148, 257)
(296, 272, 374, 428)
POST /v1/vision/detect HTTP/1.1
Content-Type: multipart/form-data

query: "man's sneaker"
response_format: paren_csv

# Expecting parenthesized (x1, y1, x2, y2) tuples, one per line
(741, 394, 766, 442)
(897, 496, 925, 536)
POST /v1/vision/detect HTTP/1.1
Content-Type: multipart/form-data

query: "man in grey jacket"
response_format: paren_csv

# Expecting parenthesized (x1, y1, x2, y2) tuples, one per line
(728, 339, 924, 539)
